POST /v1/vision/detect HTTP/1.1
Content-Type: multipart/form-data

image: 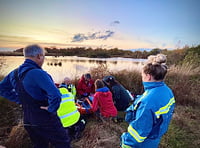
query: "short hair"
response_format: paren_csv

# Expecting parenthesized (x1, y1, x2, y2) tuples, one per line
(95, 79, 104, 90)
(23, 44, 44, 57)
(63, 77, 71, 84)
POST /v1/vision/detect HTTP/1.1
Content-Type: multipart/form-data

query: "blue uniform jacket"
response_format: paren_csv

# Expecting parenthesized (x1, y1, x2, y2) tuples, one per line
(121, 81, 175, 148)
(0, 59, 61, 113)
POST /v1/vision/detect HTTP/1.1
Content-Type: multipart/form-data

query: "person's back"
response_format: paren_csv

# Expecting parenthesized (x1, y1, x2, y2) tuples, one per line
(92, 79, 117, 118)
(58, 79, 86, 140)
(0, 44, 71, 148)
(103, 76, 131, 111)
(58, 85, 80, 127)
(120, 54, 175, 148)
(112, 84, 131, 111)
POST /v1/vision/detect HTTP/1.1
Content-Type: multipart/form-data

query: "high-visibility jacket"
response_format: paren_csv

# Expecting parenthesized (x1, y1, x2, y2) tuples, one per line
(59, 83, 76, 97)
(57, 87, 80, 128)
(121, 81, 175, 148)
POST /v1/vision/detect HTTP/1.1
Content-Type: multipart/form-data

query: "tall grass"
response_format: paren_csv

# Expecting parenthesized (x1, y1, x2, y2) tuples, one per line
(89, 63, 144, 95)
(166, 65, 200, 107)
(89, 63, 200, 147)
(0, 62, 200, 147)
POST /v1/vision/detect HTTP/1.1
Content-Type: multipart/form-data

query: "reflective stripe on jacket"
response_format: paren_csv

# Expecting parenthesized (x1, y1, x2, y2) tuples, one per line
(121, 81, 175, 148)
(57, 87, 80, 127)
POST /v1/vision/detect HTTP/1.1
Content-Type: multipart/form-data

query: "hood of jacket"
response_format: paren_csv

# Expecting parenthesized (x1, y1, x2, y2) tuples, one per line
(95, 87, 111, 98)
(143, 81, 165, 90)
(18, 59, 41, 78)
(96, 86, 109, 92)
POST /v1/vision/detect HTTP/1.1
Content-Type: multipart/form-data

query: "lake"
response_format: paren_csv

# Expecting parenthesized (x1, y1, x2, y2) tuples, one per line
(0, 56, 146, 83)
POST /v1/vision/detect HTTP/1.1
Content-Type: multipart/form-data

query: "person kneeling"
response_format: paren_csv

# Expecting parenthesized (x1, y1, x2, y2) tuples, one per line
(57, 81, 86, 140)
(92, 79, 118, 122)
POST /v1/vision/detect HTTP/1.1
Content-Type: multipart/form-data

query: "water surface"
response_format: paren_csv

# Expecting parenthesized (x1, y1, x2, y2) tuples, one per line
(0, 56, 146, 83)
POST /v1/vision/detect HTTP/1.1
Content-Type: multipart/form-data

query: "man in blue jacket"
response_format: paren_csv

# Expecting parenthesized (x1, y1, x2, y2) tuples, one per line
(0, 44, 71, 148)
(120, 54, 175, 148)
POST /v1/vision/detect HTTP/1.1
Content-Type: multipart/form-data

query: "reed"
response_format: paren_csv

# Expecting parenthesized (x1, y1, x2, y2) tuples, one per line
(0, 62, 199, 147)
(166, 65, 200, 107)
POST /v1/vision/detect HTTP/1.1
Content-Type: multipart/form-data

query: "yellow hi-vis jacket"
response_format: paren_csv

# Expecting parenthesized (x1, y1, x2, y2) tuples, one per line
(57, 87, 80, 127)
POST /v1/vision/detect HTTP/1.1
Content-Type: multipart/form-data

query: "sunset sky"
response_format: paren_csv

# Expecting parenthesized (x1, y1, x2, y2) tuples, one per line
(0, 0, 200, 51)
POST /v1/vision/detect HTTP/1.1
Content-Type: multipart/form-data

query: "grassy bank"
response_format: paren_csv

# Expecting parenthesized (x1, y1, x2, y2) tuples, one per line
(89, 63, 200, 147)
(0, 62, 200, 147)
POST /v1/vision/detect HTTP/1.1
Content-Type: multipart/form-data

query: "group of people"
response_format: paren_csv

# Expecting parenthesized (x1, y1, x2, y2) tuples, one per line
(0, 44, 175, 148)
(57, 73, 132, 122)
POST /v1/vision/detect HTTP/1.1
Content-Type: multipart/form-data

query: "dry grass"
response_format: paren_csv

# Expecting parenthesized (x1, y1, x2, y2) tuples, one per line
(89, 63, 144, 95)
(89, 63, 112, 80)
(110, 69, 143, 95)
(5, 123, 32, 148)
(160, 106, 200, 148)
(166, 65, 200, 107)
(0, 63, 200, 148)
(71, 117, 126, 148)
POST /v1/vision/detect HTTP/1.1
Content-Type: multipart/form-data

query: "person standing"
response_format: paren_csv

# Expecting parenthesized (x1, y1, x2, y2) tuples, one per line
(0, 44, 71, 148)
(120, 54, 175, 148)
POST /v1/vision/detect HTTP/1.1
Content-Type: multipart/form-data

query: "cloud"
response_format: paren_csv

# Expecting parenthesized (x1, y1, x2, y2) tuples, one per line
(71, 30, 114, 42)
(110, 20, 120, 26)
(0, 35, 38, 47)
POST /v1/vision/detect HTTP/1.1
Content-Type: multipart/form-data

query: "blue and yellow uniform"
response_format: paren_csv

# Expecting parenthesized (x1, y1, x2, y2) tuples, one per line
(121, 81, 175, 148)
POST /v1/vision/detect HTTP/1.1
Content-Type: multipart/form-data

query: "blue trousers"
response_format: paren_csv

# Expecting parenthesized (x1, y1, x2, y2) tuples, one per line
(25, 124, 71, 148)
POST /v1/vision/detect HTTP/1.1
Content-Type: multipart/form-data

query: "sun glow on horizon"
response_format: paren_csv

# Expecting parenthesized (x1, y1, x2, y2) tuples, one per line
(0, 0, 199, 50)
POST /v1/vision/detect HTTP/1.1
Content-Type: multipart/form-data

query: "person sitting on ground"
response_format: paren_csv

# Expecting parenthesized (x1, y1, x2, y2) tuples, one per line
(59, 77, 76, 97)
(92, 79, 117, 121)
(120, 54, 175, 148)
(77, 73, 95, 98)
(57, 78, 86, 140)
(103, 76, 131, 111)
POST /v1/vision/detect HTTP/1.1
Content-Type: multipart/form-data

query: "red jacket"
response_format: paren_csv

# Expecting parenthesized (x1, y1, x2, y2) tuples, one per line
(92, 87, 117, 117)
(77, 75, 95, 96)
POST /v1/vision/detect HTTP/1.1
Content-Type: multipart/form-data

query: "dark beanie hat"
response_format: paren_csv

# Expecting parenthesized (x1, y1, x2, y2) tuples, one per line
(84, 73, 91, 79)
(103, 75, 115, 82)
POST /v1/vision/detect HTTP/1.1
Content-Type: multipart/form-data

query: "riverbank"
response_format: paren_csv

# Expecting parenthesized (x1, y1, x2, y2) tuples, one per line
(0, 63, 200, 147)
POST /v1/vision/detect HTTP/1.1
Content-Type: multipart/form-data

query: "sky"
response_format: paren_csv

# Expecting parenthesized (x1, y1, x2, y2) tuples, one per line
(0, 0, 200, 51)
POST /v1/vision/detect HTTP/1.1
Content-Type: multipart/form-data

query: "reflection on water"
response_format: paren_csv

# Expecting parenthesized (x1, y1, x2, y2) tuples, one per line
(47, 62, 62, 66)
(0, 56, 146, 83)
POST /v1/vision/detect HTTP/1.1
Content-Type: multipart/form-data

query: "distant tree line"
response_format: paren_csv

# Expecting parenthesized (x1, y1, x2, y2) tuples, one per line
(12, 46, 172, 59)
(1, 45, 199, 68)
(14, 47, 149, 58)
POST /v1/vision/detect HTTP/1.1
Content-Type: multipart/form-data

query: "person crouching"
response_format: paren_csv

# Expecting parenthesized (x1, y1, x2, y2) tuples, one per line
(92, 79, 118, 122)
